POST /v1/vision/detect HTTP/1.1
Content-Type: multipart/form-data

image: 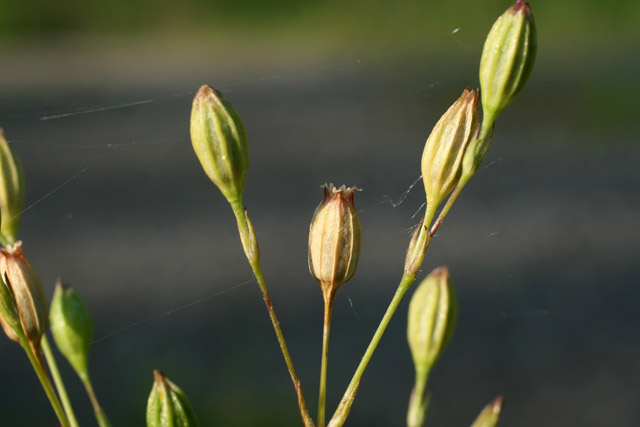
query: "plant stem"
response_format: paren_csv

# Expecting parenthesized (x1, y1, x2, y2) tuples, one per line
(328, 271, 419, 427)
(230, 200, 315, 427)
(429, 179, 467, 239)
(41, 335, 79, 427)
(406, 367, 430, 427)
(19, 336, 69, 427)
(430, 114, 495, 239)
(317, 292, 335, 427)
(79, 373, 112, 427)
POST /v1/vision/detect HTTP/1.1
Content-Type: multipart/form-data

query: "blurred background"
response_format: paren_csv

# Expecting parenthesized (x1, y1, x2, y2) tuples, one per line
(0, 0, 639, 425)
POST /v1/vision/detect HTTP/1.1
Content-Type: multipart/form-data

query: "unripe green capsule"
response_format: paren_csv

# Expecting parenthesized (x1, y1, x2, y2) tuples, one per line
(471, 396, 505, 427)
(404, 219, 429, 276)
(479, 0, 536, 121)
(0, 270, 22, 342)
(0, 129, 26, 244)
(407, 266, 457, 372)
(50, 280, 93, 380)
(147, 370, 198, 427)
(190, 85, 249, 205)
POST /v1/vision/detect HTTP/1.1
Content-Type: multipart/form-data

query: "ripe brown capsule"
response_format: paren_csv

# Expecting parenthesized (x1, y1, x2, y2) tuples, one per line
(421, 89, 479, 225)
(0, 242, 48, 349)
(308, 184, 361, 301)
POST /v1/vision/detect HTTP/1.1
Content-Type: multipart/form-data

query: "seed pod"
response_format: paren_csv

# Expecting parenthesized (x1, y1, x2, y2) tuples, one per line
(50, 279, 93, 381)
(404, 219, 429, 276)
(0, 242, 48, 349)
(421, 89, 479, 224)
(308, 184, 361, 302)
(0, 271, 22, 343)
(147, 369, 198, 427)
(471, 396, 505, 427)
(190, 85, 249, 205)
(0, 129, 26, 244)
(407, 267, 457, 372)
(479, 0, 536, 120)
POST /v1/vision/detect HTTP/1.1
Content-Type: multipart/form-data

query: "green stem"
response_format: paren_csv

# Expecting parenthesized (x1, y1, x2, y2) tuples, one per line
(79, 373, 112, 427)
(317, 292, 335, 427)
(41, 335, 79, 427)
(428, 178, 468, 239)
(230, 200, 315, 427)
(328, 271, 419, 427)
(19, 336, 69, 427)
(479, 111, 496, 144)
(406, 367, 430, 427)
(430, 113, 495, 239)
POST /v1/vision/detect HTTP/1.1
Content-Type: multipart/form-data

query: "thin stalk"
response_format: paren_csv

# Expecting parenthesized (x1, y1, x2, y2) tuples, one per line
(230, 200, 314, 427)
(430, 115, 495, 239)
(328, 271, 420, 427)
(406, 367, 430, 427)
(19, 335, 69, 427)
(317, 292, 335, 427)
(79, 373, 112, 427)
(429, 179, 467, 239)
(41, 335, 79, 427)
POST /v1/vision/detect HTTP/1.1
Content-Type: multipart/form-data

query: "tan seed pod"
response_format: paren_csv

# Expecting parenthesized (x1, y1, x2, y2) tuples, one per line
(308, 184, 361, 302)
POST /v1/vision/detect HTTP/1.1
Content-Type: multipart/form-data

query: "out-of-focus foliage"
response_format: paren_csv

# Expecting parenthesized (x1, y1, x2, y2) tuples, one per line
(0, 0, 637, 49)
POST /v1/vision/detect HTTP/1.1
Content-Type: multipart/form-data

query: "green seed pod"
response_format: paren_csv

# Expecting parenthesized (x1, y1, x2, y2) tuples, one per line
(407, 266, 457, 373)
(479, 0, 536, 120)
(50, 279, 93, 380)
(0, 242, 48, 349)
(190, 85, 249, 205)
(147, 369, 199, 427)
(0, 270, 22, 343)
(421, 89, 479, 225)
(404, 219, 429, 276)
(0, 129, 26, 244)
(308, 184, 361, 302)
(471, 396, 504, 427)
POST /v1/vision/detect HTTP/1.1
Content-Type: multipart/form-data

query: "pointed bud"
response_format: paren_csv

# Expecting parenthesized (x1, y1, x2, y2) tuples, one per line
(479, 0, 536, 121)
(0, 271, 22, 343)
(238, 208, 260, 263)
(190, 85, 249, 205)
(308, 184, 361, 302)
(147, 369, 199, 427)
(421, 89, 479, 224)
(404, 219, 429, 276)
(50, 280, 93, 380)
(471, 396, 505, 427)
(0, 242, 48, 349)
(0, 129, 26, 244)
(407, 267, 457, 372)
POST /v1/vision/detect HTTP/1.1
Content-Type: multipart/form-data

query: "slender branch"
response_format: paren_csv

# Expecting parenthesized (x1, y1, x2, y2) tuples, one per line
(430, 115, 495, 239)
(79, 373, 112, 427)
(317, 291, 335, 427)
(230, 200, 315, 427)
(41, 336, 79, 427)
(19, 336, 69, 427)
(429, 179, 468, 239)
(328, 271, 418, 427)
(406, 367, 430, 427)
